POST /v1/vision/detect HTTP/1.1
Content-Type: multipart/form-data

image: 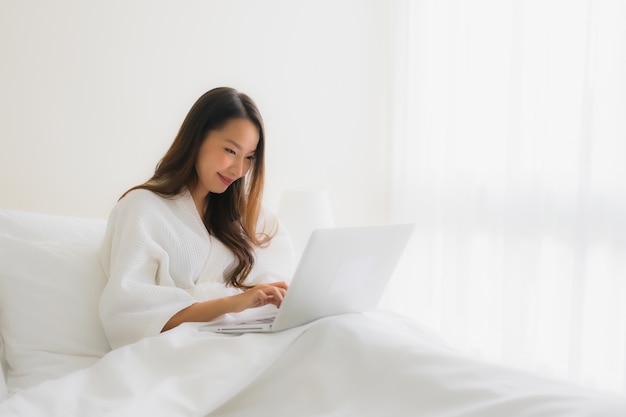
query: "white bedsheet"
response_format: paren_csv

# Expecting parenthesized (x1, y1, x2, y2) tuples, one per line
(1, 312, 624, 417)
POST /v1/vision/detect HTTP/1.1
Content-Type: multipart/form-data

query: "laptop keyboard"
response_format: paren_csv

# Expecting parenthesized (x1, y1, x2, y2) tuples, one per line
(236, 316, 276, 325)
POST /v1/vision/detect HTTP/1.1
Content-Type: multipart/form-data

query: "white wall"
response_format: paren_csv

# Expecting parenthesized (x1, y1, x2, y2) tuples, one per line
(0, 0, 394, 226)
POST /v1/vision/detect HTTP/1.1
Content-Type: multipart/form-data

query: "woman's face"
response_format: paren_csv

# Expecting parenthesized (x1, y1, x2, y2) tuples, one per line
(193, 117, 259, 200)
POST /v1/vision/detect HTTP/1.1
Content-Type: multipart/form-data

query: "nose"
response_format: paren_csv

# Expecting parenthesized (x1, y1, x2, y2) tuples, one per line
(229, 157, 248, 179)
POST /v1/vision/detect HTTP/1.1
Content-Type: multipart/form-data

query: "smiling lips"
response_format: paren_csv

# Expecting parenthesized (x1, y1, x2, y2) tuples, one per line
(218, 173, 234, 186)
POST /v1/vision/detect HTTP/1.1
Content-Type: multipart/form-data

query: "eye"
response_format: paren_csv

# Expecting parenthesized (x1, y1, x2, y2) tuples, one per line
(246, 154, 256, 162)
(225, 148, 236, 155)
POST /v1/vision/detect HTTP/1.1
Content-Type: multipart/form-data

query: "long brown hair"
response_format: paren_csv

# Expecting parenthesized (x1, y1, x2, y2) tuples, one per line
(122, 87, 270, 288)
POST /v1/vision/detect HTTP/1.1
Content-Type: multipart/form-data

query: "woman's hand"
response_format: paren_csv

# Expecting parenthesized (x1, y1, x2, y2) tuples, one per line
(162, 281, 289, 332)
(232, 281, 289, 312)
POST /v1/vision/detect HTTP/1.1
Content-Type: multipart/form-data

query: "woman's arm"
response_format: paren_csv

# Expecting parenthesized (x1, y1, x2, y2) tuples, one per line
(162, 281, 288, 332)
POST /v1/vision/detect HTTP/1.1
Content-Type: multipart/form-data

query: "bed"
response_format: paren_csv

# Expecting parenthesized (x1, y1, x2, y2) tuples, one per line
(1, 208, 624, 417)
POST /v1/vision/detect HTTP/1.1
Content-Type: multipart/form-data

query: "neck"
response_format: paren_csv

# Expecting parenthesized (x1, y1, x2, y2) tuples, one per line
(188, 185, 208, 218)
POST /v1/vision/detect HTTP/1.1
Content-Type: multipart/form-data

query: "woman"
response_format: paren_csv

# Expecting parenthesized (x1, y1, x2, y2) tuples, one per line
(8, 88, 621, 417)
(99, 87, 291, 349)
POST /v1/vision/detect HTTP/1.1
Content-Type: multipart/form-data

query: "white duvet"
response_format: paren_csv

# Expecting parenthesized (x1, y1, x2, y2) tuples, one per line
(1, 311, 624, 417)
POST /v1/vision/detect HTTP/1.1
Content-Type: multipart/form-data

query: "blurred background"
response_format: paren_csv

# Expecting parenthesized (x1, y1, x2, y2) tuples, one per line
(1, 0, 624, 394)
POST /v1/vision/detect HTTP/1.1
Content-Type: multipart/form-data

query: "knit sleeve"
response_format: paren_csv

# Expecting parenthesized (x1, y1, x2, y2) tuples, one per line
(98, 192, 197, 349)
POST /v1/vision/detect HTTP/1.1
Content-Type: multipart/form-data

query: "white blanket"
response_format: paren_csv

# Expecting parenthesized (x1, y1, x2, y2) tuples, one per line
(1, 312, 624, 417)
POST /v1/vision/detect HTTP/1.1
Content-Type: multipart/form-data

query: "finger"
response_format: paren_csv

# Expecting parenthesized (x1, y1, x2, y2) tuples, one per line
(253, 289, 269, 307)
(266, 287, 286, 307)
(269, 281, 289, 290)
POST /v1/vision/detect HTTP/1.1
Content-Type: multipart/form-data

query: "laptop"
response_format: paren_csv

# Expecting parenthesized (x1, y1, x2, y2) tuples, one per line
(199, 223, 415, 333)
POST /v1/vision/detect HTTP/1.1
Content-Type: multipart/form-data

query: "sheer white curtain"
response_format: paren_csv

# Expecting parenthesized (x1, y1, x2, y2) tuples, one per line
(384, 0, 626, 393)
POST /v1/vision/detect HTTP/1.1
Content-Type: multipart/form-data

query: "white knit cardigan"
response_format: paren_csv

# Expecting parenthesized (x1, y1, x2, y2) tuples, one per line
(99, 188, 295, 349)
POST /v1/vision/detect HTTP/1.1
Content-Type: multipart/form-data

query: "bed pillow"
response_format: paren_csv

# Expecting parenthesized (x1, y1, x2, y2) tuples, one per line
(0, 209, 106, 244)
(0, 233, 111, 392)
(0, 208, 107, 394)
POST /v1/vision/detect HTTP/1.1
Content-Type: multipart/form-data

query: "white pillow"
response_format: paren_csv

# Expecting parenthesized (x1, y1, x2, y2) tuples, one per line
(0, 208, 107, 394)
(0, 209, 105, 244)
(0, 233, 111, 392)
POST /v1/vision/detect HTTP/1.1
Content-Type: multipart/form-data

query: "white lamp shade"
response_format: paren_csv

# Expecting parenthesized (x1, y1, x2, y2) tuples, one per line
(276, 190, 334, 258)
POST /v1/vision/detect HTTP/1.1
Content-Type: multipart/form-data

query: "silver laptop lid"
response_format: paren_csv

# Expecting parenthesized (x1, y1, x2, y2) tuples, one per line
(270, 223, 415, 331)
